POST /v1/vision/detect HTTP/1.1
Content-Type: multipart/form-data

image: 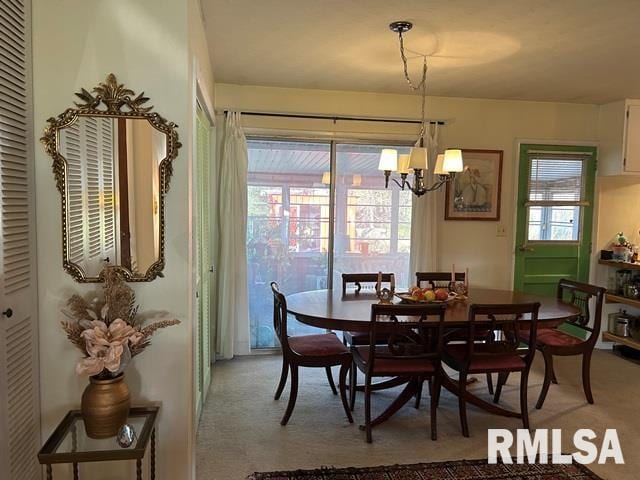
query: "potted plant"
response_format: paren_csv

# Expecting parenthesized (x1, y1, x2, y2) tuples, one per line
(612, 232, 630, 261)
(61, 267, 180, 438)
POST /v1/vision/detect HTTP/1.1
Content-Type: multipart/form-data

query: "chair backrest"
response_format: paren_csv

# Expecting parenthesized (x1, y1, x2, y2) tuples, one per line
(556, 279, 606, 342)
(365, 302, 447, 375)
(416, 271, 465, 289)
(465, 302, 541, 367)
(270, 282, 291, 353)
(342, 272, 395, 296)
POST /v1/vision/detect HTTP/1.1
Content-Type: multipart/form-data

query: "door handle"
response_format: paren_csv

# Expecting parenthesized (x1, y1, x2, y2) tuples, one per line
(518, 244, 534, 252)
(2, 308, 13, 318)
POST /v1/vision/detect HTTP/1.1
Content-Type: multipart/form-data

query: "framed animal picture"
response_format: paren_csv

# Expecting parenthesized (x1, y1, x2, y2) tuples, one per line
(445, 149, 503, 221)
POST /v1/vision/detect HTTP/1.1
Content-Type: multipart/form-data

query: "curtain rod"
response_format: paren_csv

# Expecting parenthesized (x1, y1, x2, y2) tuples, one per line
(222, 110, 446, 126)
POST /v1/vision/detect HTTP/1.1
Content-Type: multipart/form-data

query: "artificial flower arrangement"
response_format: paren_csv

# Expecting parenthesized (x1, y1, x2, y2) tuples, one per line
(61, 267, 180, 378)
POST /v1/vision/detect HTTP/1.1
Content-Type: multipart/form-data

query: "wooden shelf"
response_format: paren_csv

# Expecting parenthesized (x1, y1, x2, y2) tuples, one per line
(598, 259, 640, 270)
(602, 331, 640, 350)
(605, 293, 640, 309)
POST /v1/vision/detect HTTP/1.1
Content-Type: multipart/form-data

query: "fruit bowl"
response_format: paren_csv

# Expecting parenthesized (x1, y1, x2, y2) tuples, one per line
(395, 291, 457, 304)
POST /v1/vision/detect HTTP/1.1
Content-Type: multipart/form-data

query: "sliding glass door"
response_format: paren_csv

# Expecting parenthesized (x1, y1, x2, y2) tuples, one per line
(247, 139, 412, 349)
(247, 140, 331, 347)
(333, 144, 412, 289)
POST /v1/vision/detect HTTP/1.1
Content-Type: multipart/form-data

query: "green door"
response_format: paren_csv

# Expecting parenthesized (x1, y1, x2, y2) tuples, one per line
(514, 144, 597, 298)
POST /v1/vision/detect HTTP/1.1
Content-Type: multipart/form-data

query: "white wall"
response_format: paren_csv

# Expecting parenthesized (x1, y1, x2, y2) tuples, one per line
(32, 0, 205, 478)
(594, 176, 640, 328)
(216, 84, 600, 288)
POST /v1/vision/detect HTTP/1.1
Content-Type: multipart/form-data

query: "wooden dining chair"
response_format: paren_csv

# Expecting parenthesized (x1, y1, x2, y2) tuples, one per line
(415, 271, 496, 400)
(341, 273, 395, 408)
(442, 302, 540, 437)
(342, 272, 395, 296)
(270, 282, 353, 426)
(351, 302, 447, 443)
(509, 279, 606, 410)
(416, 271, 465, 289)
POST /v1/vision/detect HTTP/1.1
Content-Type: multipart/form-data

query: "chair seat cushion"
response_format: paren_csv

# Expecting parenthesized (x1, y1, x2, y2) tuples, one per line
(520, 328, 585, 348)
(343, 331, 389, 346)
(288, 333, 349, 357)
(443, 343, 526, 373)
(354, 346, 436, 376)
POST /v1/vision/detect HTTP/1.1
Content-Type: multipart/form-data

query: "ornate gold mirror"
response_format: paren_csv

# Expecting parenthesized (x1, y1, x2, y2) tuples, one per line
(42, 74, 181, 282)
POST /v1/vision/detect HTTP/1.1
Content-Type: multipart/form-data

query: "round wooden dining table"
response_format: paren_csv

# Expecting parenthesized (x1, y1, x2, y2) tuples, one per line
(286, 287, 581, 332)
(286, 287, 581, 427)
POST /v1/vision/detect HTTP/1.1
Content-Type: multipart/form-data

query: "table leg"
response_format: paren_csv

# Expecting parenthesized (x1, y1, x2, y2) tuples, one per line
(151, 428, 156, 480)
(46, 464, 53, 480)
(73, 462, 79, 480)
(137, 459, 142, 480)
(440, 370, 520, 418)
(366, 377, 421, 428)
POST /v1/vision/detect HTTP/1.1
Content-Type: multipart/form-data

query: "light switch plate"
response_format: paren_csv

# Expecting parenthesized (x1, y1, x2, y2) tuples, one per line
(496, 225, 507, 237)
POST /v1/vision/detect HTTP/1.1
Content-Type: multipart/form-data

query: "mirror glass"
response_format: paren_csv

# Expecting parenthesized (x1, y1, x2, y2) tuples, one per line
(58, 116, 167, 278)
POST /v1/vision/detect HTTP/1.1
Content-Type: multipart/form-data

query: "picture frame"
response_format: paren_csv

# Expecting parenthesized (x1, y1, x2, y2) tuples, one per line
(445, 149, 503, 221)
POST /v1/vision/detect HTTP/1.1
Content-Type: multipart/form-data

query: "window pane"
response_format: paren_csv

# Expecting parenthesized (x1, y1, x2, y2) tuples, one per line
(333, 143, 412, 289)
(247, 140, 330, 348)
(528, 157, 584, 202)
(527, 205, 580, 241)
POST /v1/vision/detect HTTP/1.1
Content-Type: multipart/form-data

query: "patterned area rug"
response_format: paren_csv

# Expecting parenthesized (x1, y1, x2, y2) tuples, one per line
(247, 458, 603, 479)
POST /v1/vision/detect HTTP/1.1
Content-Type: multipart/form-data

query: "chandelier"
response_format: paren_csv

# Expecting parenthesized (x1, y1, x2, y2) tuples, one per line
(378, 21, 463, 197)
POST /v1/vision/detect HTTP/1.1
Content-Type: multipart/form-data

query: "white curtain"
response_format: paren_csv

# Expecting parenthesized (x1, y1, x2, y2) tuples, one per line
(215, 112, 250, 358)
(409, 124, 440, 277)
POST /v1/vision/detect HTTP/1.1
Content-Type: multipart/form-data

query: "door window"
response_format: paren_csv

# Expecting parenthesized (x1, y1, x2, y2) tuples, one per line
(526, 156, 586, 242)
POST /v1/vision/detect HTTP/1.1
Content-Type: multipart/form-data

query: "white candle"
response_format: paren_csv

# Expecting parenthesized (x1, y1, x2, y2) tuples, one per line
(451, 265, 455, 283)
(377, 271, 382, 292)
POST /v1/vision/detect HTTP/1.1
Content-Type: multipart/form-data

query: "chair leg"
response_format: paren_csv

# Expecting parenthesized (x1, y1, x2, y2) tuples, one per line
(325, 366, 338, 395)
(364, 376, 373, 443)
(520, 369, 530, 430)
(274, 358, 288, 400)
(551, 366, 558, 385)
(414, 378, 424, 409)
(486, 373, 494, 395)
(582, 351, 594, 404)
(458, 372, 470, 437)
(430, 374, 440, 441)
(535, 351, 554, 410)
(493, 372, 509, 404)
(280, 365, 298, 426)
(349, 361, 357, 411)
(339, 362, 354, 423)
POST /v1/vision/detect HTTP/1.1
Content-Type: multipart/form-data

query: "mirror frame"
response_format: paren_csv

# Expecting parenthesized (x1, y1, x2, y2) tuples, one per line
(41, 74, 181, 282)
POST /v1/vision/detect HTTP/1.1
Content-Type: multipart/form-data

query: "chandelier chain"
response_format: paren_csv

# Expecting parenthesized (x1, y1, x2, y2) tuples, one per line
(398, 31, 428, 142)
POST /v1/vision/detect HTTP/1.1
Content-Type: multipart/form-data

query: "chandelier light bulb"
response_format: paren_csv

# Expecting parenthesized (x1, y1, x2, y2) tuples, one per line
(433, 154, 446, 175)
(443, 149, 464, 173)
(408, 147, 428, 170)
(378, 149, 398, 172)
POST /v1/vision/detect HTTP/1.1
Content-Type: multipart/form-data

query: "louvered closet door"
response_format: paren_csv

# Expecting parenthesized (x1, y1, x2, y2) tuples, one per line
(99, 118, 116, 263)
(0, 0, 41, 479)
(59, 117, 116, 274)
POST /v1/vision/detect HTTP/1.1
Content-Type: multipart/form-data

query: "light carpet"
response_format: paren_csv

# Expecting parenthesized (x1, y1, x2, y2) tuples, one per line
(197, 349, 637, 480)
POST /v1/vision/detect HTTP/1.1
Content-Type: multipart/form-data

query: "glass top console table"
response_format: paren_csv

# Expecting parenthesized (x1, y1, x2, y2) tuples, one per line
(38, 406, 158, 480)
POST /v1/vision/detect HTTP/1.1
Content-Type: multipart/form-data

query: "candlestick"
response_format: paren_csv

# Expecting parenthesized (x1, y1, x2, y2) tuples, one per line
(465, 268, 469, 287)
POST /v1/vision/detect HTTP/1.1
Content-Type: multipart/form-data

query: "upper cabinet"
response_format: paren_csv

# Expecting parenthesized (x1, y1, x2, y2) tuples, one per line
(598, 99, 640, 176)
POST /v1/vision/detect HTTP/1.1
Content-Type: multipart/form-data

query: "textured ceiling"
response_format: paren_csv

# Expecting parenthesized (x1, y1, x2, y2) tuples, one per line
(202, 0, 640, 104)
